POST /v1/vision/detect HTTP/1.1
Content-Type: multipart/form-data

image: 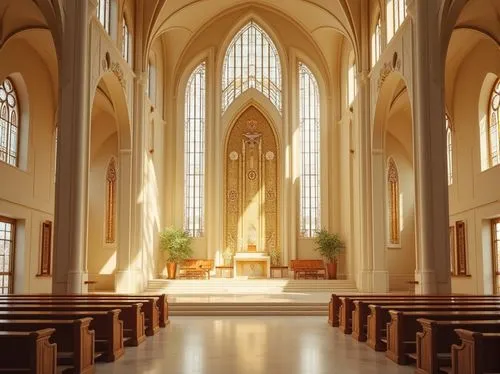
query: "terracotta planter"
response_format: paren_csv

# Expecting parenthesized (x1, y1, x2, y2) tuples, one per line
(326, 261, 337, 280)
(166, 262, 177, 279)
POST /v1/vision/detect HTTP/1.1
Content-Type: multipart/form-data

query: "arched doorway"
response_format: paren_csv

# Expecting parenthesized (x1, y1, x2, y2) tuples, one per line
(223, 106, 280, 275)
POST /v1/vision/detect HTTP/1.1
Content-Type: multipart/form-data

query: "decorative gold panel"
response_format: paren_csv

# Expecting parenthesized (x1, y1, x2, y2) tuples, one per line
(224, 106, 280, 262)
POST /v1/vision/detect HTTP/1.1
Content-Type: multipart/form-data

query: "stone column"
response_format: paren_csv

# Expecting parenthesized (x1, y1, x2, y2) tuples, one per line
(409, 0, 451, 294)
(52, 0, 91, 294)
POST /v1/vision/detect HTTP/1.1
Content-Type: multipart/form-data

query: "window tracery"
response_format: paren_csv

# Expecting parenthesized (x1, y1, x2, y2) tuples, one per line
(298, 62, 321, 238)
(184, 62, 206, 237)
(0, 78, 19, 167)
(487, 79, 500, 168)
(222, 21, 282, 113)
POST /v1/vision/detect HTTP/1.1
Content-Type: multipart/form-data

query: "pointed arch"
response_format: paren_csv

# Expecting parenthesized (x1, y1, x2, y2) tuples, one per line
(298, 62, 321, 238)
(105, 157, 117, 244)
(487, 78, 500, 168)
(387, 157, 400, 245)
(0, 78, 20, 167)
(184, 62, 206, 237)
(222, 20, 282, 113)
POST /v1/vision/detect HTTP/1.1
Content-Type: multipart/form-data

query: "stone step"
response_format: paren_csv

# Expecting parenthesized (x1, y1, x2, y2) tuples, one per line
(169, 302, 328, 316)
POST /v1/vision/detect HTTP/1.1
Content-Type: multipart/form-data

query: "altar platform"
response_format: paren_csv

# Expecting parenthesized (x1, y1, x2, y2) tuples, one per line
(144, 279, 358, 316)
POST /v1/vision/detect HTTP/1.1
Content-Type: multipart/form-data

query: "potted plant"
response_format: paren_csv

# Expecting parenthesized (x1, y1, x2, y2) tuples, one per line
(313, 229, 345, 279)
(159, 227, 193, 279)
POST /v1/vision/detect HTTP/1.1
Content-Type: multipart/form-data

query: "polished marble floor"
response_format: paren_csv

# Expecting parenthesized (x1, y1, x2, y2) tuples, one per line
(167, 292, 333, 303)
(96, 316, 414, 374)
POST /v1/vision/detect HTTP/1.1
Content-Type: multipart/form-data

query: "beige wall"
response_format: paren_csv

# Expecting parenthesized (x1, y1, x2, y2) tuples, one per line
(0, 33, 57, 293)
(448, 39, 500, 294)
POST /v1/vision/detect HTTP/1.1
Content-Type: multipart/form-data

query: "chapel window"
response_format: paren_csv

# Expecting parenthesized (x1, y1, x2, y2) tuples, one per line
(0, 78, 19, 167)
(387, 157, 400, 244)
(184, 62, 206, 237)
(298, 62, 321, 238)
(222, 21, 282, 113)
(105, 158, 117, 244)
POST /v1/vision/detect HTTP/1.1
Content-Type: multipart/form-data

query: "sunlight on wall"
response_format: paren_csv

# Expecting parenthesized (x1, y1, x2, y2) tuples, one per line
(99, 251, 116, 274)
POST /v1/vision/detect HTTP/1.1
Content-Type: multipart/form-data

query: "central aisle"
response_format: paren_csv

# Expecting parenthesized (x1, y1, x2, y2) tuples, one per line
(96, 316, 414, 374)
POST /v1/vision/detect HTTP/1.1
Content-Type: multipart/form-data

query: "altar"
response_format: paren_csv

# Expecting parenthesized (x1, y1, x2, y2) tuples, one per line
(233, 252, 271, 279)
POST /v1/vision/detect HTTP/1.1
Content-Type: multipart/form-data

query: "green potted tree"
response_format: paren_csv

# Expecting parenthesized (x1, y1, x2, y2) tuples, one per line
(159, 227, 193, 279)
(313, 229, 345, 279)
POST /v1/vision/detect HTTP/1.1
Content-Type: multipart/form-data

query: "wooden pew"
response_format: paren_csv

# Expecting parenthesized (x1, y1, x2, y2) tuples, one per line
(415, 319, 500, 374)
(0, 318, 95, 374)
(0, 301, 148, 342)
(0, 328, 57, 374)
(449, 329, 500, 374)
(385, 310, 500, 365)
(328, 294, 496, 327)
(336, 295, 500, 332)
(353, 299, 500, 342)
(0, 293, 169, 328)
(367, 304, 500, 352)
(0, 309, 124, 362)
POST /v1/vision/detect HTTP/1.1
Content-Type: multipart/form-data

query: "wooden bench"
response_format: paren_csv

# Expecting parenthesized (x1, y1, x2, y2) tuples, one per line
(179, 259, 214, 279)
(367, 303, 500, 353)
(0, 318, 96, 374)
(385, 310, 500, 365)
(333, 294, 500, 330)
(0, 293, 169, 328)
(415, 319, 500, 374)
(351, 298, 500, 342)
(0, 328, 57, 373)
(290, 260, 325, 279)
(0, 309, 124, 362)
(0, 302, 146, 345)
(449, 329, 500, 374)
(0, 297, 158, 337)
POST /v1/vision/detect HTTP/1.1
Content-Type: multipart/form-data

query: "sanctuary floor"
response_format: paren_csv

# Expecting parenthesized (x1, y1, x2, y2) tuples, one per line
(95, 316, 414, 374)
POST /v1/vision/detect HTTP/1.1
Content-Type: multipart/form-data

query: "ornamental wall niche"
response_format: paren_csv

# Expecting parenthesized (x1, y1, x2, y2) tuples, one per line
(224, 106, 280, 260)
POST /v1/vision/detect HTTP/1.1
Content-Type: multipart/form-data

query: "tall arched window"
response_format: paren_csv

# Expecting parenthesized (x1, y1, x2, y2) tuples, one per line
(371, 15, 382, 67)
(184, 62, 206, 237)
(147, 59, 156, 104)
(97, 0, 111, 34)
(222, 21, 282, 113)
(446, 115, 453, 185)
(387, 157, 400, 244)
(122, 17, 131, 63)
(299, 62, 321, 238)
(105, 158, 117, 244)
(488, 79, 500, 168)
(387, 0, 407, 41)
(0, 78, 19, 167)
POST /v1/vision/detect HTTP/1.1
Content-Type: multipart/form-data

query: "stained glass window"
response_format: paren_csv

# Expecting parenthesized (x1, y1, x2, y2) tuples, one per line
(105, 158, 117, 244)
(299, 63, 321, 238)
(0, 217, 15, 294)
(0, 78, 19, 167)
(372, 16, 382, 67)
(222, 21, 281, 113)
(97, 0, 111, 34)
(488, 79, 500, 167)
(184, 63, 206, 237)
(388, 157, 400, 244)
(446, 115, 453, 185)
